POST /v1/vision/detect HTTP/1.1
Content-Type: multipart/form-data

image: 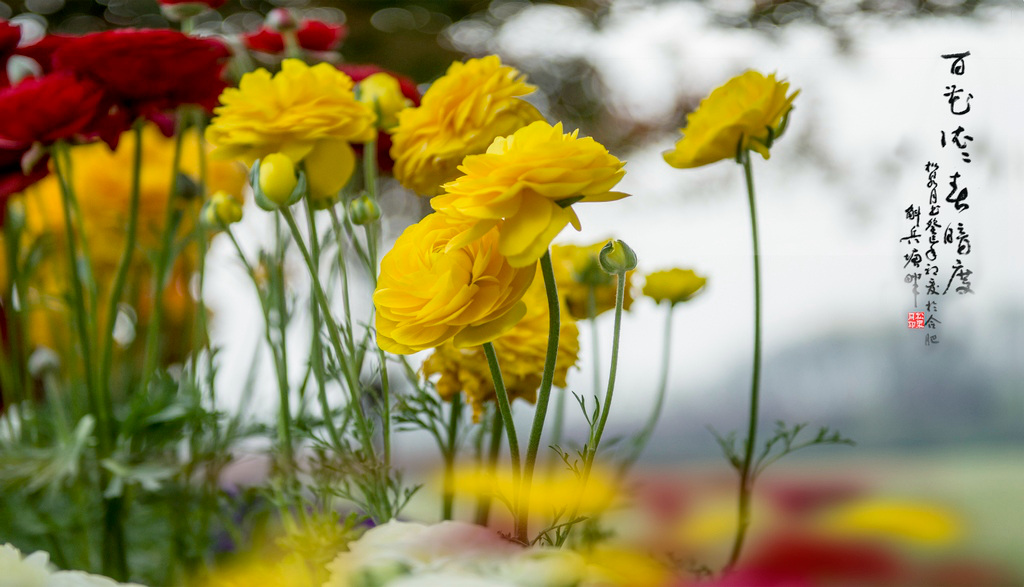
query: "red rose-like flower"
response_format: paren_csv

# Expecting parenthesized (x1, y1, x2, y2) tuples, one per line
(243, 20, 348, 54)
(0, 72, 107, 146)
(53, 29, 230, 117)
(337, 64, 421, 172)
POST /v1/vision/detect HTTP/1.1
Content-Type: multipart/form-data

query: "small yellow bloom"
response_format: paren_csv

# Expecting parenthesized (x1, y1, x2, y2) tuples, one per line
(551, 242, 635, 320)
(818, 498, 961, 546)
(373, 213, 536, 354)
(643, 268, 707, 305)
(390, 55, 544, 196)
(358, 72, 413, 131)
(257, 153, 298, 206)
(202, 190, 243, 227)
(422, 264, 580, 421)
(206, 59, 376, 198)
(433, 121, 628, 268)
(663, 70, 799, 169)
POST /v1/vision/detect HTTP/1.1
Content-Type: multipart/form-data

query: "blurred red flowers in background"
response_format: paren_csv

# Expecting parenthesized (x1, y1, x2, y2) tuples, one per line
(243, 20, 347, 54)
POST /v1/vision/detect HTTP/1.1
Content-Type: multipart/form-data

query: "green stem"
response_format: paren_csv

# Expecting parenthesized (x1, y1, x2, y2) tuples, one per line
(441, 394, 463, 520)
(474, 407, 504, 526)
(588, 285, 601, 398)
(52, 143, 102, 442)
(280, 206, 374, 457)
(517, 250, 560, 542)
(305, 201, 343, 452)
(140, 116, 187, 392)
(618, 302, 675, 477)
(271, 216, 295, 477)
(99, 121, 144, 404)
(482, 341, 521, 533)
(725, 152, 763, 571)
(557, 270, 626, 547)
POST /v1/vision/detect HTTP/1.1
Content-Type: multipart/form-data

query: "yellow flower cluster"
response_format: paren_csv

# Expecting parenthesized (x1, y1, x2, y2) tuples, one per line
(390, 55, 544, 196)
(433, 121, 628, 268)
(422, 265, 580, 421)
(206, 59, 376, 199)
(551, 241, 635, 320)
(663, 70, 799, 169)
(12, 123, 246, 353)
(373, 213, 535, 354)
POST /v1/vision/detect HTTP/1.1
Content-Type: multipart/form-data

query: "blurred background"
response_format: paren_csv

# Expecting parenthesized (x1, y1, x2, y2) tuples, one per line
(4, 0, 1022, 580)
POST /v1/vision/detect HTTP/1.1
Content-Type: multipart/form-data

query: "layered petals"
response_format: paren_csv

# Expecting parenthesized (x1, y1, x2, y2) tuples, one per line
(390, 55, 543, 196)
(663, 70, 799, 169)
(374, 213, 536, 354)
(433, 121, 627, 267)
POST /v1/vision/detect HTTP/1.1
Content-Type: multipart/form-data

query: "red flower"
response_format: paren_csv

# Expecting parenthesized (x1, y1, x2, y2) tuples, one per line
(337, 64, 420, 173)
(243, 20, 347, 54)
(0, 72, 107, 147)
(52, 29, 230, 117)
(158, 0, 227, 6)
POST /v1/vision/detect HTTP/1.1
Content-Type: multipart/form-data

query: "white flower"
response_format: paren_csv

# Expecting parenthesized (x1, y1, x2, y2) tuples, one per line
(0, 544, 146, 587)
(0, 543, 51, 587)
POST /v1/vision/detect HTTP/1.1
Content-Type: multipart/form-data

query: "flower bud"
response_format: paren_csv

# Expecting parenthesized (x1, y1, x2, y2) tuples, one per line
(266, 8, 298, 33)
(599, 239, 637, 275)
(201, 190, 243, 228)
(358, 73, 412, 130)
(348, 194, 381, 225)
(253, 153, 302, 210)
(159, 2, 214, 22)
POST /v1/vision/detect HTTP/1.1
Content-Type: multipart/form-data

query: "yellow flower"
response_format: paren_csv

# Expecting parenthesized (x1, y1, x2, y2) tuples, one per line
(202, 190, 243, 227)
(448, 463, 616, 518)
(663, 70, 799, 169)
(818, 498, 960, 547)
(358, 72, 412, 131)
(551, 242, 635, 320)
(433, 121, 628, 268)
(422, 264, 580, 421)
(206, 59, 376, 198)
(258, 153, 299, 206)
(643, 268, 706, 305)
(14, 123, 246, 355)
(390, 55, 544, 196)
(373, 213, 536, 354)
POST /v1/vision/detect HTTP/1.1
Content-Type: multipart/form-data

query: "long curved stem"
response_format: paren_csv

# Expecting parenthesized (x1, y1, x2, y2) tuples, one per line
(474, 408, 504, 525)
(517, 250, 560, 542)
(556, 270, 627, 547)
(482, 341, 521, 533)
(725, 152, 763, 571)
(618, 302, 675, 477)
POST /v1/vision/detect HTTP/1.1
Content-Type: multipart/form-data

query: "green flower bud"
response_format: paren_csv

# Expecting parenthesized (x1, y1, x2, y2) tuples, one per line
(348, 194, 381, 225)
(251, 154, 306, 211)
(599, 239, 637, 275)
(201, 191, 243, 228)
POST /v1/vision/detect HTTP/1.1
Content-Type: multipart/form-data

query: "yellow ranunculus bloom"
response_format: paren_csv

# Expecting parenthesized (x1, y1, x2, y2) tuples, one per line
(433, 121, 628, 268)
(422, 264, 580, 421)
(373, 213, 536, 354)
(663, 70, 799, 169)
(358, 72, 412, 131)
(448, 464, 617, 518)
(642, 268, 706, 305)
(206, 59, 376, 198)
(12, 123, 246, 356)
(390, 55, 544, 196)
(551, 242, 635, 320)
(202, 190, 243, 227)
